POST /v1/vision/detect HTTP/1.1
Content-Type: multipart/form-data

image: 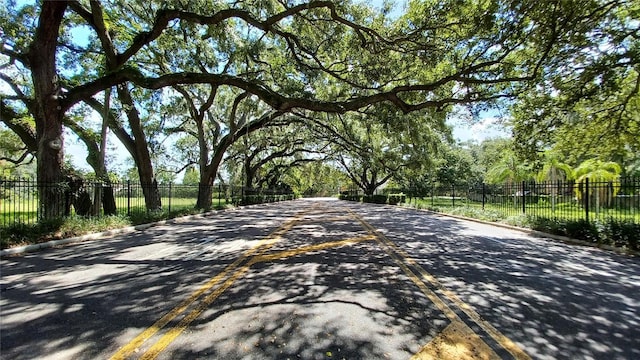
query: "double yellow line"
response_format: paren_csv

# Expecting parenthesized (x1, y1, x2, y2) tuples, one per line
(110, 208, 309, 360)
(112, 203, 530, 360)
(347, 209, 531, 360)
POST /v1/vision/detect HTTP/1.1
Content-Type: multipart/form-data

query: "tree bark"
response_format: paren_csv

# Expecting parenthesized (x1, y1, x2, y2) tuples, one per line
(195, 151, 224, 210)
(115, 84, 162, 210)
(196, 174, 214, 210)
(28, 2, 68, 219)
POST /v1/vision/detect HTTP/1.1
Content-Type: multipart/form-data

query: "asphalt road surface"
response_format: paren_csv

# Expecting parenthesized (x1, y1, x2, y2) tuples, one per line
(1, 198, 639, 360)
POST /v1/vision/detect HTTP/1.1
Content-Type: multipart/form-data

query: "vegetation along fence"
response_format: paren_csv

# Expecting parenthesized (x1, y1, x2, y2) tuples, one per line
(0, 179, 295, 228)
(344, 178, 640, 225)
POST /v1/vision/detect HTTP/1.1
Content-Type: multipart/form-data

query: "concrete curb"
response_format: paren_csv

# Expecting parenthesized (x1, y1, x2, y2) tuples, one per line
(0, 199, 299, 257)
(396, 205, 638, 257)
(0, 223, 154, 257)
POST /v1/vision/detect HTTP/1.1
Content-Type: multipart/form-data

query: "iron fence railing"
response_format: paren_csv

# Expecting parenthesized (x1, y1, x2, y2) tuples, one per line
(0, 179, 295, 228)
(346, 178, 640, 224)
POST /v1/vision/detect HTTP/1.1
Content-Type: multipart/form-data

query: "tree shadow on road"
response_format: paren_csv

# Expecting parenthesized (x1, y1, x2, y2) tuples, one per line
(356, 202, 640, 360)
(0, 203, 313, 359)
(0, 200, 452, 360)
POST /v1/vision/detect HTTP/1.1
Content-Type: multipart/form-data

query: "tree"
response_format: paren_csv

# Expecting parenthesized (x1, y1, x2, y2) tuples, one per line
(535, 149, 575, 212)
(1, 78, 119, 214)
(225, 122, 323, 190)
(486, 149, 533, 208)
(0, 126, 36, 178)
(2, 0, 633, 217)
(310, 104, 447, 195)
(574, 158, 622, 212)
(182, 166, 199, 185)
(487, 150, 532, 185)
(168, 86, 289, 209)
(510, 1, 639, 163)
(434, 144, 477, 187)
(283, 162, 349, 197)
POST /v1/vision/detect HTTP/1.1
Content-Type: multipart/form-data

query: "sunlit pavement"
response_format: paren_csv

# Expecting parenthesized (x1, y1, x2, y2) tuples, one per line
(1, 198, 639, 359)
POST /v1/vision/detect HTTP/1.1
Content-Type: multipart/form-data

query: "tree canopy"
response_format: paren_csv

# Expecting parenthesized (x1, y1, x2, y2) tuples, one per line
(1, 0, 638, 214)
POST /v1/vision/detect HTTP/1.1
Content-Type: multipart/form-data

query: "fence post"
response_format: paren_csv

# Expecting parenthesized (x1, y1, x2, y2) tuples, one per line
(218, 184, 221, 207)
(168, 182, 172, 213)
(452, 185, 455, 207)
(585, 178, 589, 223)
(522, 181, 526, 214)
(127, 180, 131, 216)
(431, 184, 434, 208)
(482, 183, 486, 210)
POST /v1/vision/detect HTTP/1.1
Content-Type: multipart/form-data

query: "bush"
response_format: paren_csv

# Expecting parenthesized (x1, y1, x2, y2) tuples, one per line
(0, 215, 130, 249)
(338, 191, 361, 202)
(600, 218, 639, 250)
(529, 217, 565, 236)
(525, 217, 639, 251)
(504, 214, 531, 228)
(362, 194, 387, 204)
(564, 219, 600, 243)
(388, 193, 406, 205)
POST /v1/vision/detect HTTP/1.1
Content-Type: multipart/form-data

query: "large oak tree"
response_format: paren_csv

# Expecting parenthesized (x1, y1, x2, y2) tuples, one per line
(2, 0, 633, 217)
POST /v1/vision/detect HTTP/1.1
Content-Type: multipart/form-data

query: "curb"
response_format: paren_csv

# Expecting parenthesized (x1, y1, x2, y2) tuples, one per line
(396, 205, 638, 257)
(0, 199, 299, 258)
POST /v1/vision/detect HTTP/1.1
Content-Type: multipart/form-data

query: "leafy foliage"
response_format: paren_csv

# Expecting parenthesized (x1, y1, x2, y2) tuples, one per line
(2, 0, 639, 220)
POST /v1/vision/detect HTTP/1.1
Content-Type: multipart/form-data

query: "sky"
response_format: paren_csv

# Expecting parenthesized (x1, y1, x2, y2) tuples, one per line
(449, 116, 510, 143)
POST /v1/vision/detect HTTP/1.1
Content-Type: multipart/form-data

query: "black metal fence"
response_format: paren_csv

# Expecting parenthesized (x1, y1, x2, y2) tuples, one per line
(0, 179, 295, 228)
(348, 178, 640, 224)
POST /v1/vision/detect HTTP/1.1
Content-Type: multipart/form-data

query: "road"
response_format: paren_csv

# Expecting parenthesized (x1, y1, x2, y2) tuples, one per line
(1, 198, 639, 359)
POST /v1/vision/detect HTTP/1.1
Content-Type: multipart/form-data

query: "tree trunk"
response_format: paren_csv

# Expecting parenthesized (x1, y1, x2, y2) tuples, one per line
(115, 84, 161, 210)
(195, 135, 233, 209)
(103, 183, 117, 215)
(29, 2, 68, 219)
(195, 158, 222, 210)
(364, 185, 376, 196)
(92, 87, 112, 216)
(196, 179, 214, 210)
(245, 159, 257, 190)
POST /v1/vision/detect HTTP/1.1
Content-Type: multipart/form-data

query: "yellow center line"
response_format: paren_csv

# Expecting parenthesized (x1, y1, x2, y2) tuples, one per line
(347, 209, 531, 360)
(347, 211, 461, 322)
(141, 254, 258, 359)
(109, 206, 314, 360)
(253, 234, 376, 263)
(296, 215, 354, 223)
(137, 213, 374, 359)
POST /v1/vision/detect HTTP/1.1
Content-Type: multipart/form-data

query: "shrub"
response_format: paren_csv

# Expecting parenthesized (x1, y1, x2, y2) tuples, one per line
(362, 194, 387, 204)
(338, 192, 360, 201)
(504, 214, 532, 228)
(388, 193, 406, 205)
(530, 217, 565, 236)
(526, 217, 638, 250)
(0, 215, 130, 249)
(564, 219, 600, 243)
(599, 218, 640, 250)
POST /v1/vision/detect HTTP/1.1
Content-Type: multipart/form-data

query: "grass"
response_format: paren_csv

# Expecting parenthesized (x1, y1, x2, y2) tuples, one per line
(404, 196, 640, 223)
(1, 215, 131, 249)
(400, 196, 639, 251)
(0, 197, 233, 249)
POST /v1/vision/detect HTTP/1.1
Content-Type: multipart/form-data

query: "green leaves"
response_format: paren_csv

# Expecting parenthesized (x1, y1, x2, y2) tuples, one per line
(575, 159, 622, 184)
